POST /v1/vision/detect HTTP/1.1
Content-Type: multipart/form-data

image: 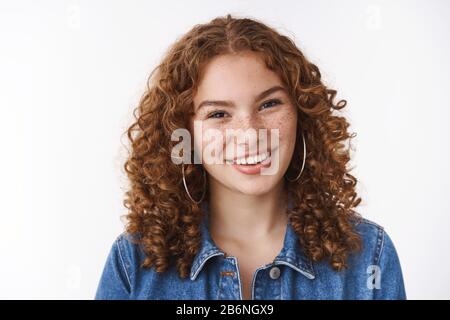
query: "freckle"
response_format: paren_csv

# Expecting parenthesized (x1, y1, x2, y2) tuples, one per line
(281, 111, 296, 123)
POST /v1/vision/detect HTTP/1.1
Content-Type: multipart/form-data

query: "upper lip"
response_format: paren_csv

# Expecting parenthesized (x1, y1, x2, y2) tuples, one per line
(225, 149, 273, 162)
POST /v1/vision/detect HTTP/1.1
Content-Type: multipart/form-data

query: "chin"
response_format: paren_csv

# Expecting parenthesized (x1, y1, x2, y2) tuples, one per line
(225, 171, 283, 196)
(205, 162, 287, 196)
(233, 182, 277, 196)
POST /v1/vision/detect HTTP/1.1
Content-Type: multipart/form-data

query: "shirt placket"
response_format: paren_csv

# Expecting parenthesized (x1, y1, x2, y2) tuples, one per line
(251, 263, 282, 300)
(217, 256, 242, 300)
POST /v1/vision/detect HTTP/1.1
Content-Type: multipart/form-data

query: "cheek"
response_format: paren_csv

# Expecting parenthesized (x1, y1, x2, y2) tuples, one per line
(282, 110, 298, 142)
(190, 121, 227, 162)
(264, 107, 298, 145)
(190, 118, 214, 147)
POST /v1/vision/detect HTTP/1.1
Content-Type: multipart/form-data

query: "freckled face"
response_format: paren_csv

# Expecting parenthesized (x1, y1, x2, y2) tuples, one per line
(190, 51, 298, 196)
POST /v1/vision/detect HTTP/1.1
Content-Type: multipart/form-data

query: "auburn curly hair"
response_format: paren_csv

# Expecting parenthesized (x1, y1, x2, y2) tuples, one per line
(122, 14, 363, 279)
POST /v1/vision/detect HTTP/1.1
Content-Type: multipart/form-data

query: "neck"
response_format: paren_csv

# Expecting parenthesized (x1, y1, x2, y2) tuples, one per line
(208, 178, 289, 242)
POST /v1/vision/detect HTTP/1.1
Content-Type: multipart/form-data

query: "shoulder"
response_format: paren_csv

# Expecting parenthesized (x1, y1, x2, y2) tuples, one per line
(351, 217, 402, 266)
(352, 217, 386, 265)
(114, 231, 145, 265)
(352, 218, 405, 285)
(95, 231, 145, 299)
(109, 231, 147, 282)
(349, 217, 406, 299)
(115, 231, 141, 251)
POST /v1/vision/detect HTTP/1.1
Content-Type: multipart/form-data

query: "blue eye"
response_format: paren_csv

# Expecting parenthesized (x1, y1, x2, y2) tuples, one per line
(260, 99, 282, 110)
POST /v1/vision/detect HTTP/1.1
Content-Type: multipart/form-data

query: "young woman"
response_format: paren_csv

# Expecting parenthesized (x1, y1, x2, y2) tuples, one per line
(95, 14, 406, 300)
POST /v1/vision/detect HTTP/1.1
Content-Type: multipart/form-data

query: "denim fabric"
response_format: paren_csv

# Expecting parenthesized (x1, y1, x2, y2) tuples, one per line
(95, 203, 406, 300)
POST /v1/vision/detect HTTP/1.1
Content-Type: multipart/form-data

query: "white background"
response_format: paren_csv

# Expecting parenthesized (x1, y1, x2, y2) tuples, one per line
(1, 0, 449, 299)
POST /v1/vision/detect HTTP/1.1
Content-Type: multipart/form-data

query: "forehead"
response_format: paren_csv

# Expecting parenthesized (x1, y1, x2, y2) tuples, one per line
(194, 51, 283, 102)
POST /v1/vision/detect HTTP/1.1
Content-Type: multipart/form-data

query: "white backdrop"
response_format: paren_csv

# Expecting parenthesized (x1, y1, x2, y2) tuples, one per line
(1, 0, 449, 299)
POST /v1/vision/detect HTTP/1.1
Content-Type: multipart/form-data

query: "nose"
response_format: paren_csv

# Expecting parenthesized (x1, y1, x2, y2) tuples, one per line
(235, 112, 263, 131)
(230, 113, 267, 154)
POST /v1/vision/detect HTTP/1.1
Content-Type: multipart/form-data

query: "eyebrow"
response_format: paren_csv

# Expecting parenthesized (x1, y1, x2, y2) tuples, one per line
(195, 85, 287, 111)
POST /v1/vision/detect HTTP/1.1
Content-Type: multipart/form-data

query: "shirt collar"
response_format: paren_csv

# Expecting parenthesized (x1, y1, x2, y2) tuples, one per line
(190, 199, 316, 281)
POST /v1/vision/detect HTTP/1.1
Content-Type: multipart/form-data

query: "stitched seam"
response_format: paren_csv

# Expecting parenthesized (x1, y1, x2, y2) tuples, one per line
(191, 249, 222, 278)
(250, 265, 268, 300)
(216, 271, 223, 300)
(116, 235, 132, 291)
(192, 252, 224, 280)
(280, 267, 283, 300)
(374, 227, 385, 266)
(233, 257, 243, 300)
(274, 260, 315, 279)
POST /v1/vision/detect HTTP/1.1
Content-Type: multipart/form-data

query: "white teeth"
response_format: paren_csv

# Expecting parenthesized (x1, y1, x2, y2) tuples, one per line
(261, 154, 266, 162)
(247, 155, 257, 164)
(226, 152, 270, 165)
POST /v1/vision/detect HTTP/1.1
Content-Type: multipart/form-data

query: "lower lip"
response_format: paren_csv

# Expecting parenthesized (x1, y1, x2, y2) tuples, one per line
(231, 156, 272, 175)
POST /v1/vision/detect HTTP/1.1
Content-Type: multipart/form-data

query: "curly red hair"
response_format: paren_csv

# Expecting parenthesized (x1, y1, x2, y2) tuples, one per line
(123, 14, 362, 278)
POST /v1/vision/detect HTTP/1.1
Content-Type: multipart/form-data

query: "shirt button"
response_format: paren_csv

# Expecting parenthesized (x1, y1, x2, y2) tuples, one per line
(269, 266, 281, 280)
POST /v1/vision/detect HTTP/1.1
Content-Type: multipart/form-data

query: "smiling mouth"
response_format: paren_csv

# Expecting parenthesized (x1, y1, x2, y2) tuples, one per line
(224, 151, 271, 166)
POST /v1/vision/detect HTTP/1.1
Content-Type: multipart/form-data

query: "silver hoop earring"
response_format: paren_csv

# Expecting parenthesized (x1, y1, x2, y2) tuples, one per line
(285, 131, 307, 182)
(182, 164, 207, 204)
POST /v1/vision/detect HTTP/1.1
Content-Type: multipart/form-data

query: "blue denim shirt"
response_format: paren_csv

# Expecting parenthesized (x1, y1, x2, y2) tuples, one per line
(95, 207, 406, 300)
